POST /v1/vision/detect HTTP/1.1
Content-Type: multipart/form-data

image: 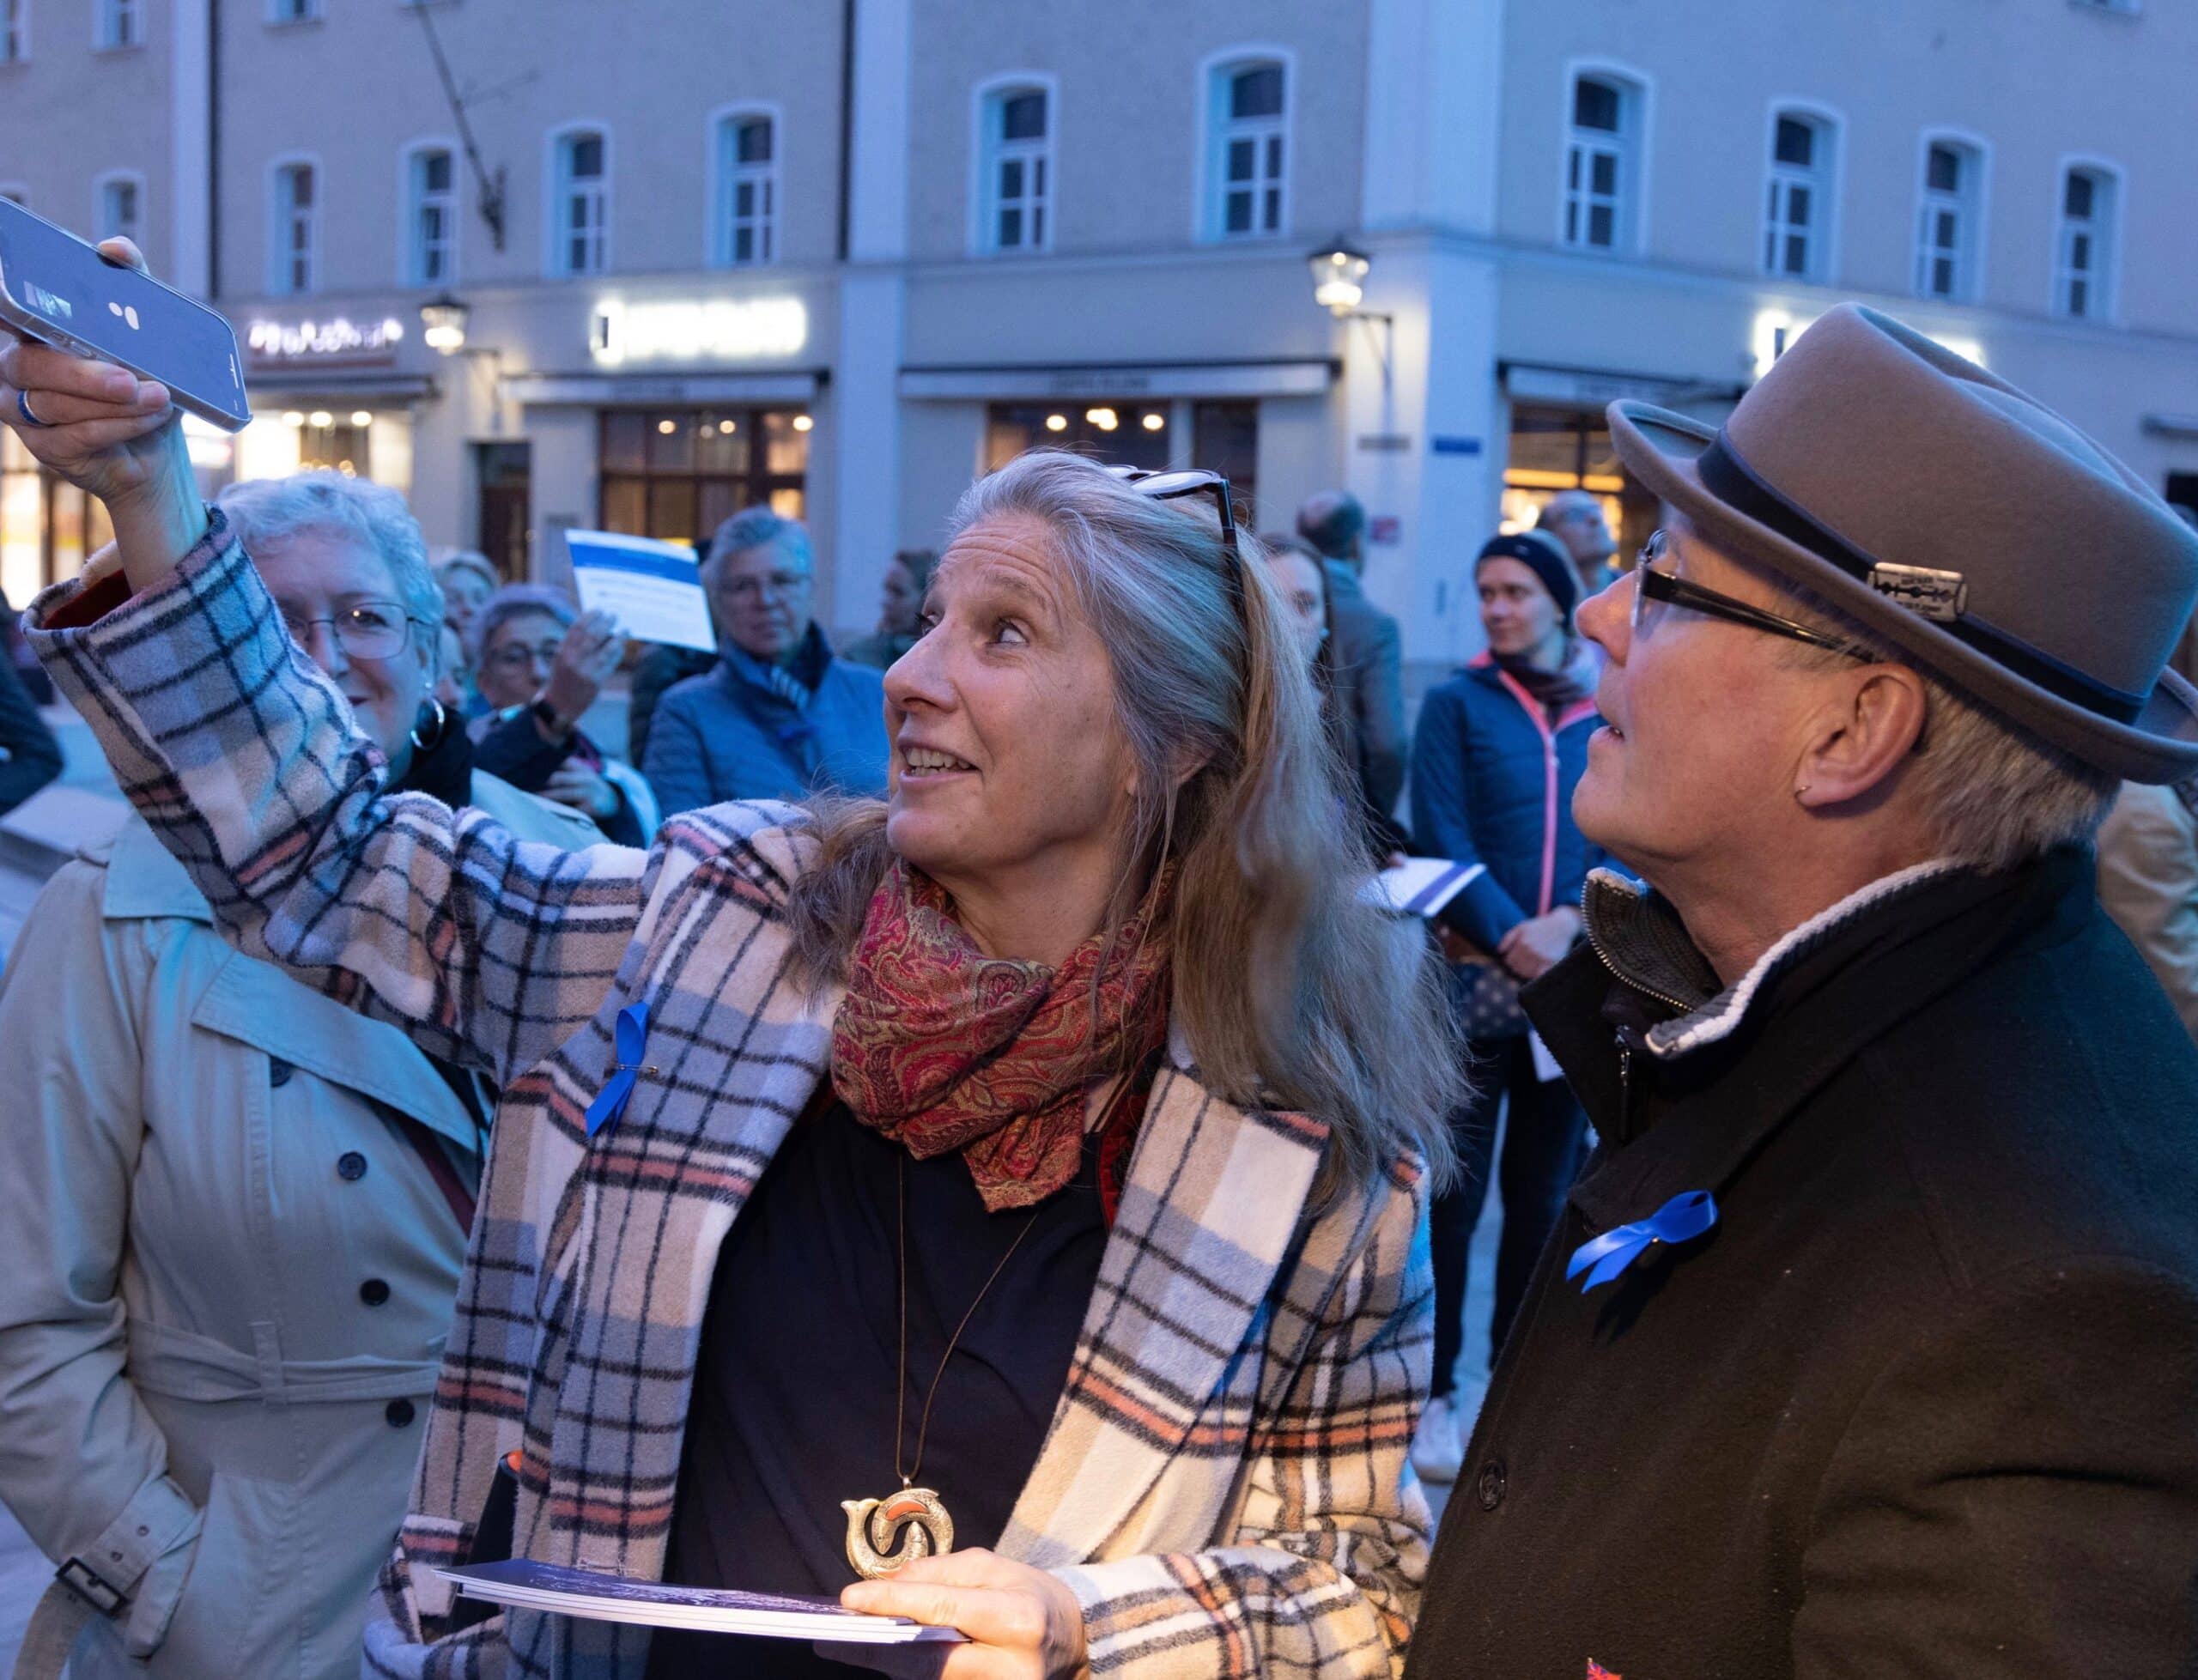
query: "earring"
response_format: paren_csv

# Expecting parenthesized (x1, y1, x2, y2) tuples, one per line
(410, 696, 450, 752)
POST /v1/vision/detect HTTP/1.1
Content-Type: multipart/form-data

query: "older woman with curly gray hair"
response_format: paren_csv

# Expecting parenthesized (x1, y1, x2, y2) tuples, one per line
(0, 468, 596, 1680)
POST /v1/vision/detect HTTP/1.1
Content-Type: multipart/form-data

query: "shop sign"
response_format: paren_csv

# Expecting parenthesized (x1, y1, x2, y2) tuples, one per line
(246, 315, 407, 367)
(590, 296, 808, 368)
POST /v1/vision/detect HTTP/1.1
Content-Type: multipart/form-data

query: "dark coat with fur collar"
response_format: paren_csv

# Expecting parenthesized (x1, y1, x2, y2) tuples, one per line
(1406, 848, 2198, 1680)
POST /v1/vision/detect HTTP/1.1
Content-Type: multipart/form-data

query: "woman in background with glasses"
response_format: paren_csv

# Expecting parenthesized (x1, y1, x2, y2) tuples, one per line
(10, 262, 1464, 1678)
(0, 470, 598, 1680)
(469, 583, 658, 846)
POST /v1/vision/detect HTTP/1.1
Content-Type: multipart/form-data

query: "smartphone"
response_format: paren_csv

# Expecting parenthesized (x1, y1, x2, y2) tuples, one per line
(0, 197, 251, 432)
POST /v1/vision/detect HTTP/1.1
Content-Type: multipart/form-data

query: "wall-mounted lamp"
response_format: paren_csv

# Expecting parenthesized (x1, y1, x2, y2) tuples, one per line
(1308, 238, 1393, 385)
(421, 292, 471, 356)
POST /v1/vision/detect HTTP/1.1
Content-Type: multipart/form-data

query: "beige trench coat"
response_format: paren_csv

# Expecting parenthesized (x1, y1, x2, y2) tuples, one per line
(0, 776, 597, 1680)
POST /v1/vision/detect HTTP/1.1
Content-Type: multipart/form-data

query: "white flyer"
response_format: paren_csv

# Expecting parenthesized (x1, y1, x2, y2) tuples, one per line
(563, 530, 716, 653)
(1363, 857, 1487, 919)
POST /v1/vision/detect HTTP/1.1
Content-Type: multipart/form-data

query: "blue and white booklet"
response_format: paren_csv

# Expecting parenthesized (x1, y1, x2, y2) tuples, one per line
(562, 530, 717, 653)
(1365, 857, 1485, 919)
(433, 1560, 967, 1644)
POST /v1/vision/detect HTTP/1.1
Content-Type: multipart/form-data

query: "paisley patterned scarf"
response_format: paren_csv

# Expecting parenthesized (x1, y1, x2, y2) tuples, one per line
(830, 859, 1173, 1212)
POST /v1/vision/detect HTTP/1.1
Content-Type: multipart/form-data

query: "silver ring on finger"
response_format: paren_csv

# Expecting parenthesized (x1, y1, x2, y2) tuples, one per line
(15, 389, 47, 428)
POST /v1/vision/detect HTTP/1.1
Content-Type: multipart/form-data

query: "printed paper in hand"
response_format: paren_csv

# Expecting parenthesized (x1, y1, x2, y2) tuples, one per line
(432, 1561, 968, 1645)
(1364, 857, 1487, 919)
(563, 530, 716, 653)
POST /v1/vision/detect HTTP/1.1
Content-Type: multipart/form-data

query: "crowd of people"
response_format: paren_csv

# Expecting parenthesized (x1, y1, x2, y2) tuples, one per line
(2, 239, 2197, 1680)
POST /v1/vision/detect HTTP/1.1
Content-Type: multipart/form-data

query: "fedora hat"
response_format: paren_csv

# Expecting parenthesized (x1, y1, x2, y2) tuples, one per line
(1607, 303, 2198, 783)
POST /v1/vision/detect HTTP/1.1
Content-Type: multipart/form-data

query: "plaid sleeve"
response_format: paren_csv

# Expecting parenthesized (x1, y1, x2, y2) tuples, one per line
(1058, 1165, 1436, 1680)
(26, 513, 648, 1084)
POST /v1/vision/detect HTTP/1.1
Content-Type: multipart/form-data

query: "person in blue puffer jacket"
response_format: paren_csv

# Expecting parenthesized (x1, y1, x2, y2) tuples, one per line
(1407, 527, 1607, 1481)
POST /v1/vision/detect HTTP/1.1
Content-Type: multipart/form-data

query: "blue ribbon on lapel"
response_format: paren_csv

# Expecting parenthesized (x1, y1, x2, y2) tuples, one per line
(585, 1001, 653, 1138)
(1566, 1189, 1718, 1292)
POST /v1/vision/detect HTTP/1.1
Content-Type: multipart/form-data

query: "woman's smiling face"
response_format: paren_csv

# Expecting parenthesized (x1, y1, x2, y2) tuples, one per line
(881, 512, 1140, 906)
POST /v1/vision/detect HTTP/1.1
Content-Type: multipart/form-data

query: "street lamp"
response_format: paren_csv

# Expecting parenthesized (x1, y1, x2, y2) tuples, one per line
(1307, 237, 1392, 385)
(421, 292, 471, 356)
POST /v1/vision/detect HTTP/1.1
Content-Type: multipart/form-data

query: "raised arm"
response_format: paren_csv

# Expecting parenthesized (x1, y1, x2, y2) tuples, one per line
(4, 260, 649, 1082)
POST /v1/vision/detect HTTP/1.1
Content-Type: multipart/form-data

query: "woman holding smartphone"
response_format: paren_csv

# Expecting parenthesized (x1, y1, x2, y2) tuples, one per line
(1, 242, 1461, 1680)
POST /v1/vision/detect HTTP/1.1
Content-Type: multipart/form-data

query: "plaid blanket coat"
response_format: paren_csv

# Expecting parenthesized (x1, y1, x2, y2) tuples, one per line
(29, 517, 1436, 1680)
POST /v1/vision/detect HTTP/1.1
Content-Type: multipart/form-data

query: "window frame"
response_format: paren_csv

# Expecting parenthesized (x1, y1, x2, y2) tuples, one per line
(2050, 155, 2122, 324)
(1759, 100, 1843, 285)
(1193, 45, 1295, 245)
(544, 121, 612, 279)
(93, 169, 144, 246)
(705, 101, 783, 270)
(267, 153, 320, 296)
(94, 0, 141, 51)
(1911, 128, 1990, 304)
(0, 0, 27, 65)
(968, 71, 1057, 258)
(398, 136, 460, 288)
(1557, 58, 1655, 256)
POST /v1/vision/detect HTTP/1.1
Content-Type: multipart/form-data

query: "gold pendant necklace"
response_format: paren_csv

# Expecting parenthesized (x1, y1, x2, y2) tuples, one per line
(842, 1153, 1041, 1580)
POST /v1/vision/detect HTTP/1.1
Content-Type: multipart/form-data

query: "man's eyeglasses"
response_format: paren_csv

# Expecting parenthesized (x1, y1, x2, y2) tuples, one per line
(279, 600, 422, 662)
(1631, 530, 1868, 660)
(719, 569, 813, 604)
(1104, 466, 1240, 556)
(483, 639, 566, 672)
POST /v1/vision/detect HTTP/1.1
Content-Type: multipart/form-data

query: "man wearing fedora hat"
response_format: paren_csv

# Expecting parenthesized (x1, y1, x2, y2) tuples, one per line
(1406, 304, 2198, 1679)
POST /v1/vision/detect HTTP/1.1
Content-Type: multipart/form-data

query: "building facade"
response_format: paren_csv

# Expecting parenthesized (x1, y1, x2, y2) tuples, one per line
(3, 0, 2195, 677)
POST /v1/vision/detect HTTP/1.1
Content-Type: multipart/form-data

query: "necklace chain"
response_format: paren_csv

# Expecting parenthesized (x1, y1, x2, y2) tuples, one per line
(894, 1152, 1043, 1489)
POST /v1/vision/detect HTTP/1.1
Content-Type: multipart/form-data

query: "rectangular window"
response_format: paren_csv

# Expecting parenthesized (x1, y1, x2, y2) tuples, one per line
(0, 0, 24, 63)
(2054, 167, 2115, 320)
(983, 403, 1174, 474)
(408, 148, 455, 286)
(272, 163, 316, 294)
(98, 178, 140, 244)
(981, 88, 1050, 254)
(598, 409, 809, 544)
(1763, 113, 1829, 281)
(1211, 62, 1286, 240)
(1915, 140, 1976, 301)
(556, 132, 608, 276)
(96, 0, 139, 48)
(720, 117, 776, 266)
(1563, 76, 1634, 252)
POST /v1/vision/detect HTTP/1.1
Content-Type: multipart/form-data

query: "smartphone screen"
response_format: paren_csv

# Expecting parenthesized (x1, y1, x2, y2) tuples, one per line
(0, 198, 251, 431)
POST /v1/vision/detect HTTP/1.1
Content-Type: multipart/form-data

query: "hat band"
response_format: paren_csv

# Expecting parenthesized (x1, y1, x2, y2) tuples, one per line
(1697, 433, 2148, 726)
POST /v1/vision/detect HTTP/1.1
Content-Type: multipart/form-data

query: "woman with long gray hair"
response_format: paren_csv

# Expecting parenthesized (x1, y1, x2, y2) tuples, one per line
(8, 267, 1460, 1680)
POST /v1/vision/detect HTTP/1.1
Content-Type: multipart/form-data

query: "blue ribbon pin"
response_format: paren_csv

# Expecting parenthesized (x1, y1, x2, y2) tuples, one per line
(584, 1001, 656, 1137)
(1566, 1190, 1719, 1292)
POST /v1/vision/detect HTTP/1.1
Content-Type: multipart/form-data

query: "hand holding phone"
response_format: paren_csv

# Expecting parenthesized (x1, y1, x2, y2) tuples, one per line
(0, 237, 212, 590)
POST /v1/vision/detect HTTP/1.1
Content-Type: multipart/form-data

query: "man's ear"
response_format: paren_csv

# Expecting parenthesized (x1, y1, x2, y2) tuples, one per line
(1794, 664, 1928, 810)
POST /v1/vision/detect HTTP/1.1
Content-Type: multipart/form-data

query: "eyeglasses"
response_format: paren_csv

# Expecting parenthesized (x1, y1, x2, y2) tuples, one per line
(483, 639, 566, 672)
(280, 600, 422, 661)
(719, 568, 813, 604)
(1103, 466, 1241, 556)
(1630, 530, 1869, 660)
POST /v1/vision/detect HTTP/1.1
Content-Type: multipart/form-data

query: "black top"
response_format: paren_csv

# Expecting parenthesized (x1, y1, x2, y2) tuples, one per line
(1407, 851, 2198, 1679)
(647, 1101, 1108, 1678)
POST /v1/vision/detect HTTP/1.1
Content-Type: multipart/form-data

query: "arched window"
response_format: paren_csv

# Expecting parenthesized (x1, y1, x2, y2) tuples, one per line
(1563, 70, 1645, 252)
(550, 126, 610, 277)
(975, 79, 1053, 254)
(713, 112, 778, 267)
(404, 143, 457, 287)
(1763, 108, 1837, 282)
(270, 159, 317, 294)
(1203, 54, 1290, 241)
(1915, 134, 1986, 302)
(2054, 162, 2119, 321)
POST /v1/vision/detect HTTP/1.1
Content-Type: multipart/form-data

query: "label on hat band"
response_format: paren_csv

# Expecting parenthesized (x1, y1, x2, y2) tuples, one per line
(1866, 563, 1968, 623)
